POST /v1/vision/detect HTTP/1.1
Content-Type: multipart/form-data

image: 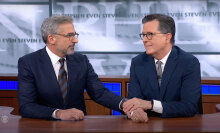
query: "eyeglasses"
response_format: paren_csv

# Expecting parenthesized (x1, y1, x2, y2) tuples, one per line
(139, 32, 166, 40)
(53, 32, 79, 41)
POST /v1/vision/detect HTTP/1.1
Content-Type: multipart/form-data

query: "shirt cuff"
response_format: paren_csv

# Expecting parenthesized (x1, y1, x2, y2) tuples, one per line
(152, 100, 163, 114)
(52, 109, 60, 119)
(119, 98, 127, 110)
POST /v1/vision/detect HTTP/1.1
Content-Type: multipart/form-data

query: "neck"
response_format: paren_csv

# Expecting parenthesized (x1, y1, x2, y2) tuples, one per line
(47, 45, 65, 58)
(153, 45, 172, 60)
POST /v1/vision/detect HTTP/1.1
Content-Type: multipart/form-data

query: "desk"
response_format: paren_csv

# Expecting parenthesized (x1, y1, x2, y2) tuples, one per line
(1, 76, 220, 115)
(1, 107, 220, 133)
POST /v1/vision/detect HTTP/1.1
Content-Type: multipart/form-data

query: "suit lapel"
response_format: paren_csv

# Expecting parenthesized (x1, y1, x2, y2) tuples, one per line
(65, 55, 81, 104)
(160, 47, 178, 100)
(40, 48, 64, 105)
(143, 54, 160, 99)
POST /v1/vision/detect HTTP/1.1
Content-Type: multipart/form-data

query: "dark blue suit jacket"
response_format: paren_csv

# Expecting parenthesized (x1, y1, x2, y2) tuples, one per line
(128, 46, 201, 118)
(18, 47, 123, 119)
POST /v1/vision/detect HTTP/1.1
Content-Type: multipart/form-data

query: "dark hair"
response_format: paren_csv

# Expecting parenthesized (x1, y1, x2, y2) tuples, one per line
(142, 14, 175, 44)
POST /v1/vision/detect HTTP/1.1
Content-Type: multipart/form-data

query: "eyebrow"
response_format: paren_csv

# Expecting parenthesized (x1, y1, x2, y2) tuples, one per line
(65, 32, 76, 35)
(142, 32, 153, 34)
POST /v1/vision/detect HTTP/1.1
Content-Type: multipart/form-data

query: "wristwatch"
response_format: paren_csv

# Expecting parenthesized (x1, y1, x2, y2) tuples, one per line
(120, 98, 127, 110)
(150, 99, 154, 110)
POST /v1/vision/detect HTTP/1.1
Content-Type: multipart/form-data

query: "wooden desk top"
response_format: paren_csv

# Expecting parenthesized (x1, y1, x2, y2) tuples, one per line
(1, 106, 220, 133)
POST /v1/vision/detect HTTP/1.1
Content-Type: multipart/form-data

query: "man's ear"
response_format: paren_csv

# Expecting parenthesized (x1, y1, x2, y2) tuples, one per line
(47, 34, 56, 45)
(166, 33, 172, 43)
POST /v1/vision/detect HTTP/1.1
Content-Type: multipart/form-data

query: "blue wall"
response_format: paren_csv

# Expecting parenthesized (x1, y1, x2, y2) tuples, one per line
(1, 80, 220, 115)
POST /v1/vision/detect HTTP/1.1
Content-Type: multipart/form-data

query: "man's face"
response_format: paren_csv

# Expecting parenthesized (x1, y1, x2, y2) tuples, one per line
(142, 20, 171, 59)
(53, 23, 78, 57)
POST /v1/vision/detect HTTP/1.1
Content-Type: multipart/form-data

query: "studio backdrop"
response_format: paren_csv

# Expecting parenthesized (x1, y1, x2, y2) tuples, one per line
(0, 0, 220, 76)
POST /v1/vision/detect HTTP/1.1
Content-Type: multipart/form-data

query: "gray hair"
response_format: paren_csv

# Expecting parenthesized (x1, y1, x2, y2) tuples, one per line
(41, 16, 73, 44)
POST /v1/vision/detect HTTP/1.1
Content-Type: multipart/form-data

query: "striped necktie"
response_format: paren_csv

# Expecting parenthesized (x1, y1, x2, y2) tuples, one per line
(156, 60, 163, 87)
(58, 58, 68, 102)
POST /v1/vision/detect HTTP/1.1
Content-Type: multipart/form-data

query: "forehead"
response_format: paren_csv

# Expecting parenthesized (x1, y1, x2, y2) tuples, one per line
(142, 20, 160, 33)
(58, 23, 75, 33)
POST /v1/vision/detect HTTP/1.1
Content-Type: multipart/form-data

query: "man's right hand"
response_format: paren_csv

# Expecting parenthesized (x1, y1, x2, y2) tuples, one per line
(56, 108, 84, 120)
(123, 98, 152, 118)
(130, 108, 148, 123)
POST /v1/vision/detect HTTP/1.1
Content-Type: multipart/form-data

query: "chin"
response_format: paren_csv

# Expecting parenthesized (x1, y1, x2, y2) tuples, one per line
(67, 50, 74, 55)
(145, 50, 152, 55)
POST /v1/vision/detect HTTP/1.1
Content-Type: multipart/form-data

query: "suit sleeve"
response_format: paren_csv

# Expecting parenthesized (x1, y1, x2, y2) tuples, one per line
(127, 59, 144, 99)
(161, 58, 201, 117)
(18, 57, 56, 119)
(83, 55, 123, 111)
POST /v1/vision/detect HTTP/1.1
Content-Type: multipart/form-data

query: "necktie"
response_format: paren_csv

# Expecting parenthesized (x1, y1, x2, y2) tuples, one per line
(156, 60, 163, 87)
(58, 58, 68, 102)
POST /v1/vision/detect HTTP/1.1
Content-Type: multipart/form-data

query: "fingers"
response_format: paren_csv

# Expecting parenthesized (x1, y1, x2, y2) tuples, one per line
(123, 98, 139, 113)
(131, 110, 139, 122)
(124, 105, 137, 118)
(123, 98, 151, 113)
(77, 110, 84, 120)
(131, 108, 148, 123)
(71, 108, 84, 121)
(126, 106, 140, 119)
(127, 110, 134, 119)
(131, 109, 142, 122)
(58, 108, 84, 121)
(79, 111, 84, 120)
(134, 109, 145, 122)
(123, 103, 135, 113)
(123, 98, 138, 110)
(138, 108, 148, 122)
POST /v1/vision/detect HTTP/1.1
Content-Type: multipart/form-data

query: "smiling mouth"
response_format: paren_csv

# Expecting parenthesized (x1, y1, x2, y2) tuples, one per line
(145, 44, 152, 47)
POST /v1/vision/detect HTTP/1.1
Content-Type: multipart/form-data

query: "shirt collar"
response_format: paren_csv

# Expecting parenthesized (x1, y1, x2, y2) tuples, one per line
(154, 48, 172, 64)
(46, 46, 66, 65)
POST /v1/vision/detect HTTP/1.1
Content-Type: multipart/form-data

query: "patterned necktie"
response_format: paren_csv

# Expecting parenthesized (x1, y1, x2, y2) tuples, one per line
(58, 58, 68, 102)
(156, 60, 163, 87)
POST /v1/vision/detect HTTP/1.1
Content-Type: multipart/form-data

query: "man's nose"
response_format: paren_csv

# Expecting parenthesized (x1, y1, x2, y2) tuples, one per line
(142, 35, 149, 42)
(72, 37, 78, 43)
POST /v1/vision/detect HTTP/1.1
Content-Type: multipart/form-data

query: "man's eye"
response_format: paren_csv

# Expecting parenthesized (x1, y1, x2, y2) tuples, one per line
(147, 33, 153, 36)
(67, 33, 74, 37)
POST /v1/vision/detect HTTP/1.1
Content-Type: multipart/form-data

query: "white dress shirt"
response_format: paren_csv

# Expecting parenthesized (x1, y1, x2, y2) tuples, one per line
(46, 47, 126, 118)
(151, 49, 172, 114)
(46, 47, 68, 79)
(46, 47, 67, 119)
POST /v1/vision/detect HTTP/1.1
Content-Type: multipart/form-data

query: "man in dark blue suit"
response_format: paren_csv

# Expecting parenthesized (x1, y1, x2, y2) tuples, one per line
(123, 14, 202, 122)
(18, 16, 127, 120)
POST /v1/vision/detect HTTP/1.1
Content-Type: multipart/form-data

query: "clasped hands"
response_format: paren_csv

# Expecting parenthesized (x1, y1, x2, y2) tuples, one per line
(123, 98, 152, 123)
(54, 98, 151, 122)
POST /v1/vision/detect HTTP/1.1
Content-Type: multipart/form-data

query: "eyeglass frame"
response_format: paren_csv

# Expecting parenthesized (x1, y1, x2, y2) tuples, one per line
(53, 32, 79, 41)
(139, 32, 167, 40)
